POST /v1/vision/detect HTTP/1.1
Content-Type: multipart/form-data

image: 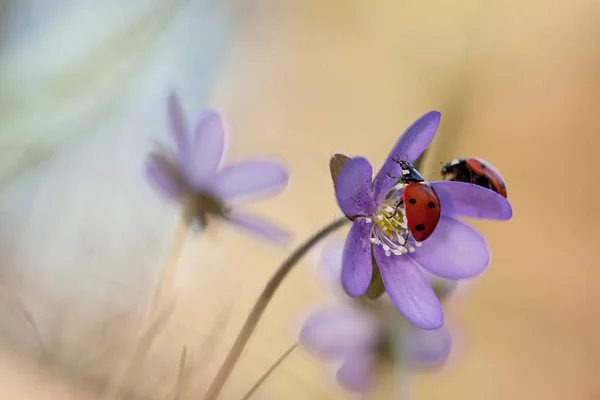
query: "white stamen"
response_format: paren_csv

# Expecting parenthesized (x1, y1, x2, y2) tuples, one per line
(368, 185, 423, 258)
(364, 217, 372, 223)
(396, 233, 406, 245)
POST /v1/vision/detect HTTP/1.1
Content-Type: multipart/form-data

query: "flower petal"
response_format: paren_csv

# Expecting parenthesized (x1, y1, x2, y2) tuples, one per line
(145, 154, 185, 200)
(167, 91, 189, 156)
(226, 212, 291, 244)
(184, 109, 226, 188)
(334, 157, 376, 218)
(421, 270, 458, 303)
(336, 350, 375, 393)
(213, 160, 288, 202)
(342, 218, 373, 297)
(430, 180, 512, 220)
(373, 111, 441, 202)
(300, 306, 379, 358)
(318, 238, 345, 288)
(329, 153, 350, 184)
(373, 245, 443, 330)
(405, 325, 452, 369)
(409, 216, 489, 279)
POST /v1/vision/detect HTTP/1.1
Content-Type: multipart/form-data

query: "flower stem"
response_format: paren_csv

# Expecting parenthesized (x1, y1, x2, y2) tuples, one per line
(108, 214, 188, 399)
(202, 216, 349, 400)
(240, 343, 298, 400)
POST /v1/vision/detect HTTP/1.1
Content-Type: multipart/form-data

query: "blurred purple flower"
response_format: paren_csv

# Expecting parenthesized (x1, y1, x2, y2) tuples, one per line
(146, 91, 290, 243)
(300, 240, 455, 393)
(332, 111, 512, 329)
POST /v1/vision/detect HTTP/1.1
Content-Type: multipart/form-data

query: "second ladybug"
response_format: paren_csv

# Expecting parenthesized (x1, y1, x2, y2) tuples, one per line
(440, 157, 507, 198)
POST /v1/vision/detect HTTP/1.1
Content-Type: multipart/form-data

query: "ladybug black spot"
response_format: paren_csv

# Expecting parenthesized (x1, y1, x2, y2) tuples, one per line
(500, 182, 506, 189)
(415, 224, 426, 231)
(427, 202, 436, 208)
(480, 163, 487, 169)
(408, 198, 417, 205)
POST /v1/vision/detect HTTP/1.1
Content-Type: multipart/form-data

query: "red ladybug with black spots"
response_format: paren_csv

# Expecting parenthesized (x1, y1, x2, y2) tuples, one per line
(441, 157, 507, 198)
(389, 158, 441, 242)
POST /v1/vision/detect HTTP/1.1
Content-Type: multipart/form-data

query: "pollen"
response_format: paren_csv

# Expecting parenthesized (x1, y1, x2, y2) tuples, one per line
(374, 198, 405, 237)
(370, 197, 410, 255)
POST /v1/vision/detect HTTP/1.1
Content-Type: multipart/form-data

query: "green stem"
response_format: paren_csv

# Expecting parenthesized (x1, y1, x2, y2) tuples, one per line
(202, 216, 349, 400)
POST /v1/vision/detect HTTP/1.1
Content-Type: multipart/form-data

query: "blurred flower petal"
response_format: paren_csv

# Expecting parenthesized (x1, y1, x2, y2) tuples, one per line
(213, 160, 288, 201)
(185, 110, 226, 188)
(145, 154, 184, 200)
(405, 325, 452, 369)
(319, 238, 346, 288)
(167, 91, 190, 157)
(336, 350, 375, 393)
(300, 306, 379, 358)
(226, 211, 291, 244)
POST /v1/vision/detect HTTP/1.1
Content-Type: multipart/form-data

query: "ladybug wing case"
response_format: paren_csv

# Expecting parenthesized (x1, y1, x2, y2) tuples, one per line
(466, 158, 508, 198)
(402, 182, 441, 242)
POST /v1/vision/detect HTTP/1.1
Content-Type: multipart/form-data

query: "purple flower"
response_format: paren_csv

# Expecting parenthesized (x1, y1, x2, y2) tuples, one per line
(146, 91, 290, 243)
(332, 111, 512, 329)
(300, 239, 455, 393)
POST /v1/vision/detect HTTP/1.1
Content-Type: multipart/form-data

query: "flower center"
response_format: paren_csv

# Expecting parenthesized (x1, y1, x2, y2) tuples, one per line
(368, 191, 420, 256)
(183, 192, 228, 228)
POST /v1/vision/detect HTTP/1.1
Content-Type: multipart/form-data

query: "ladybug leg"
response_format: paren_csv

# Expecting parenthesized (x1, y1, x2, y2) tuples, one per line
(388, 156, 402, 180)
(388, 198, 403, 220)
(391, 154, 411, 165)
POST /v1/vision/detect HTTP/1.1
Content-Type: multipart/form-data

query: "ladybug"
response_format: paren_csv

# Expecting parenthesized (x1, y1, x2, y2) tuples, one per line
(440, 157, 507, 198)
(389, 158, 442, 242)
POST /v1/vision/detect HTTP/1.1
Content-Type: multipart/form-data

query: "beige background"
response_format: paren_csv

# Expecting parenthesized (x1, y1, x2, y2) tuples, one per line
(0, 0, 599, 399)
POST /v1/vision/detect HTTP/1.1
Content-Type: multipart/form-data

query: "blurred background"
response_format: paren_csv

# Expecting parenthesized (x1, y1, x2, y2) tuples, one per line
(0, 0, 599, 398)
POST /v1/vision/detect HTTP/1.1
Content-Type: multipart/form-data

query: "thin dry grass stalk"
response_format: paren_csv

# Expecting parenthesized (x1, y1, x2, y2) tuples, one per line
(107, 215, 187, 399)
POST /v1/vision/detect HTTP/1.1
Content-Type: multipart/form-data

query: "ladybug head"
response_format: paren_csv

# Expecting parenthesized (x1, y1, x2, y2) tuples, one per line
(391, 155, 413, 170)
